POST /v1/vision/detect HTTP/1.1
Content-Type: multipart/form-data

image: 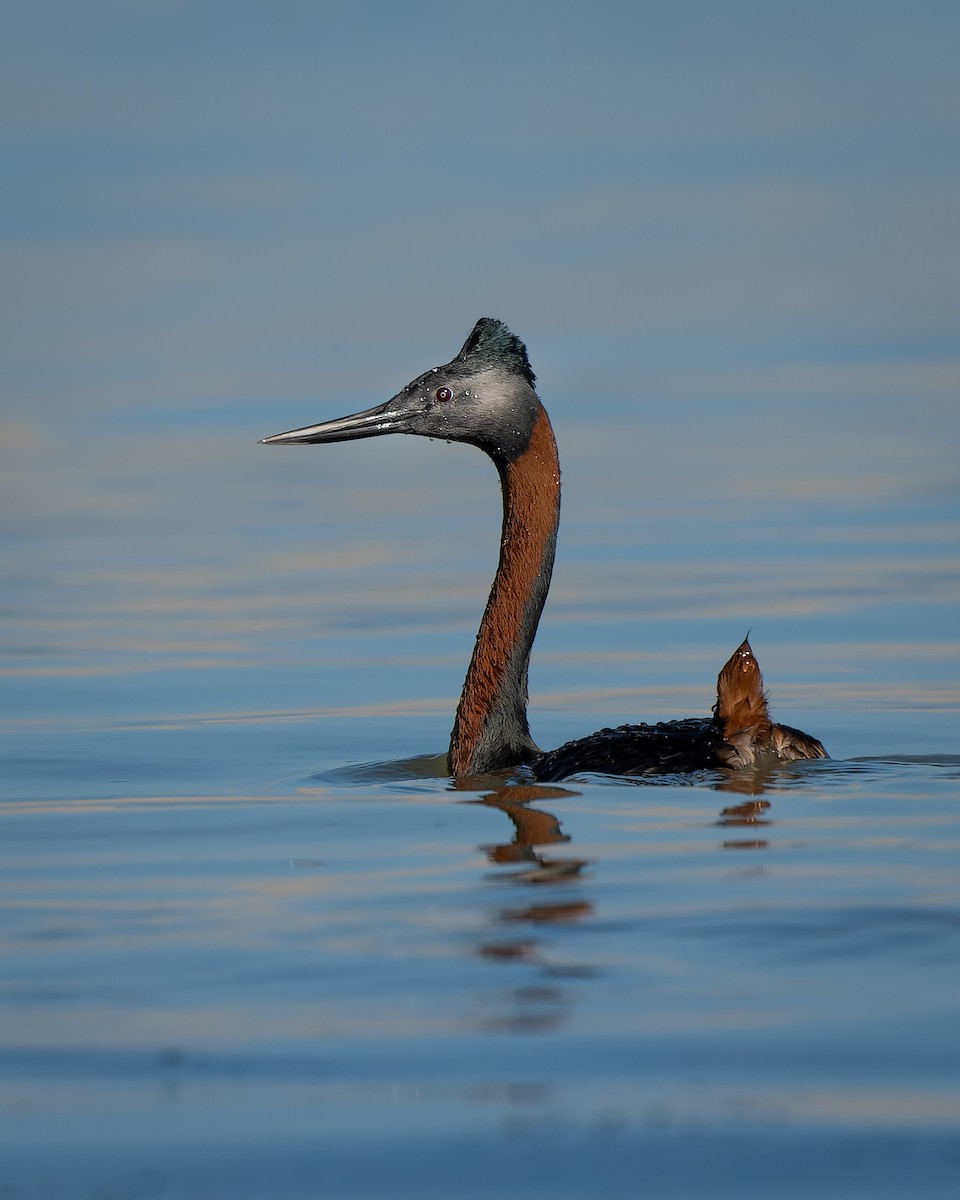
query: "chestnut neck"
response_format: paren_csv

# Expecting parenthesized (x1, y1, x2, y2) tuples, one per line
(448, 406, 561, 777)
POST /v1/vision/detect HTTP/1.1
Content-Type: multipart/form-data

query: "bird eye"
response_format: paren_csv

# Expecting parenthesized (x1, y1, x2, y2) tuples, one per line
(435, 387, 453, 402)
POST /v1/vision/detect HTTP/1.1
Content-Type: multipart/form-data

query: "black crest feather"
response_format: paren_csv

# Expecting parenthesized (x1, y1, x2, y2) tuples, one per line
(455, 318, 536, 388)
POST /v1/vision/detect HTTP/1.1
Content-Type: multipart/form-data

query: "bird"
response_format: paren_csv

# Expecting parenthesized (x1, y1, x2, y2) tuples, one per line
(532, 636, 825, 780)
(261, 318, 826, 780)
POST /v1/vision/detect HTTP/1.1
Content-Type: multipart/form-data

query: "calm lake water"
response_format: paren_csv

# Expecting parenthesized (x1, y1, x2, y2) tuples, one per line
(2, 351, 959, 1197)
(4, 2, 960, 1193)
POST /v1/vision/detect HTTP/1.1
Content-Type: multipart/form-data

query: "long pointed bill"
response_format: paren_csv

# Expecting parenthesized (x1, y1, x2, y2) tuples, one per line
(259, 398, 408, 445)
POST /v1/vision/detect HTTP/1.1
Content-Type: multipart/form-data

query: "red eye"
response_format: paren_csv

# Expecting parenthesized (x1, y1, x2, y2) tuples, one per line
(435, 386, 453, 402)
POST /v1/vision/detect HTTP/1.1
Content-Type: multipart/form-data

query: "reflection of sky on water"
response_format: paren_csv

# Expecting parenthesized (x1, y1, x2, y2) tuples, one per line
(5, 10, 960, 1194)
(4, 5, 959, 758)
(4, 2, 960, 408)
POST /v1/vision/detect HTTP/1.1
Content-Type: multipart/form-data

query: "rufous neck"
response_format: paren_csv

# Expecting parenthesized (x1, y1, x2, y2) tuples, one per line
(448, 406, 561, 777)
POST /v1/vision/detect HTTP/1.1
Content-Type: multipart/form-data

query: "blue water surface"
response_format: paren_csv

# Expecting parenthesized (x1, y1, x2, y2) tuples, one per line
(3, 3, 960, 1197)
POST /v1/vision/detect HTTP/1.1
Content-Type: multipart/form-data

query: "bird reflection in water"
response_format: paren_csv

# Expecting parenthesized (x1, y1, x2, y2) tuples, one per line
(471, 784, 586, 879)
(466, 782, 594, 1034)
(459, 769, 796, 1033)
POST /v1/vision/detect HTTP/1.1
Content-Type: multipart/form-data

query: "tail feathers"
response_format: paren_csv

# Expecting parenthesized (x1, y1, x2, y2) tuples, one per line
(771, 722, 828, 761)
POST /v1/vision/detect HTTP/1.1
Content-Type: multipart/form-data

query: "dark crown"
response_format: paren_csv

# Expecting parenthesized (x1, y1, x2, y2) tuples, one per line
(455, 318, 536, 388)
